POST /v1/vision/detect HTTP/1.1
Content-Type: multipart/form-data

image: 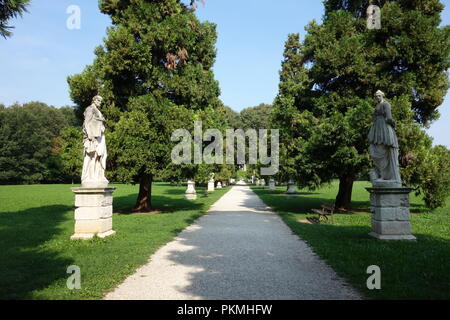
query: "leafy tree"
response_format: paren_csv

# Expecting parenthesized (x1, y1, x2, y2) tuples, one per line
(0, 0, 30, 38)
(59, 126, 83, 184)
(68, 0, 221, 211)
(110, 95, 194, 210)
(0, 102, 69, 184)
(418, 145, 450, 209)
(275, 1, 450, 209)
(240, 103, 273, 130)
(272, 33, 310, 184)
(322, 0, 450, 124)
(221, 105, 242, 128)
(237, 103, 274, 181)
(215, 165, 233, 183)
(59, 106, 82, 127)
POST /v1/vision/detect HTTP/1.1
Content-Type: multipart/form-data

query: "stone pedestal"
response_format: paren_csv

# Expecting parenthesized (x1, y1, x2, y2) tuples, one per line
(185, 180, 197, 200)
(216, 182, 222, 189)
(260, 179, 266, 187)
(71, 187, 116, 240)
(208, 179, 215, 192)
(269, 178, 276, 190)
(366, 184, 416, 241)
(287, 180, 297, 194)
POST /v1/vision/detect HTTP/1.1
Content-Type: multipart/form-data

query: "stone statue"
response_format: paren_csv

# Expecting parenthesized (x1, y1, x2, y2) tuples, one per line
(368, 90, 402, 186)
(81, 95, 109, 187)
(367, 4, 381, 30)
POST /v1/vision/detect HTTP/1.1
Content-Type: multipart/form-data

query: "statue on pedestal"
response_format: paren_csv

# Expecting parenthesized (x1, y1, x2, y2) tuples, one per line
(368, 90, 402, 186)
(366, 90, 416, 241)
(72, 95, 116, 240)
(81, 95, 109, 188)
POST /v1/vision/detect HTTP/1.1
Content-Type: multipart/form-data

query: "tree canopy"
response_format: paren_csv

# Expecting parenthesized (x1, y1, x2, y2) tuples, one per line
(68, 0, 221, 211)
(0, 0, 30, 38)
(0, 102, 77, 184)
(273, 0, 450, 209)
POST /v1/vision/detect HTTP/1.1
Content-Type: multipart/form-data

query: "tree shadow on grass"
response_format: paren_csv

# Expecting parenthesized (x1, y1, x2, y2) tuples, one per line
(0, 205, 74, 300)
(253, 189, 365, 215)
(279, 219, 450, 299)
(114, 193, 207, 214)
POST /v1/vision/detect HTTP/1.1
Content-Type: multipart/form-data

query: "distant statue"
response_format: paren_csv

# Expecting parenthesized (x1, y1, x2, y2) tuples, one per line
(368, 90, 402, 184)
(367, 4, 381, 30)
(81, 95, 109, 187)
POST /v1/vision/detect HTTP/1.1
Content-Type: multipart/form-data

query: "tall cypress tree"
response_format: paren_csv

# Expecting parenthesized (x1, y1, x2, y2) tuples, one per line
(275, 0, 450, 209)
(68, 0, 220, 211)
(272, 33, 310, 184)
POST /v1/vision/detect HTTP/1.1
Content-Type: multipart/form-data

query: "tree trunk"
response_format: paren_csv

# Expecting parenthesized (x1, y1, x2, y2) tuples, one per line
(335, 174, 354, 211)
(133, 173, 152, 212)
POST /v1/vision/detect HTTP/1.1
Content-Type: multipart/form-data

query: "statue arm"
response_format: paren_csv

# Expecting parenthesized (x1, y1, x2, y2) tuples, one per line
(384, 103, 396, 128)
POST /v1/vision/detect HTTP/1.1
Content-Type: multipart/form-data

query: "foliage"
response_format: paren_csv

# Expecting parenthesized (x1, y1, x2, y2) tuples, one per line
(273, 1, 450, 209)
(272, 34, 310, 183)
(240, 103, 273, 130)
(0, 0, 30, 38)
(59, 126, 83, 183)
(215, 165, 233, 182)
(110, 94, 193, 184)
(0, 183, 229, 299)
(253, 181, 450, 299)
(420, 146, 450, 209)
(236, 170, 249, 181)
(0, 102, 76, 184)
(68, 0, 221, 210)
(221, 104, 242, 128)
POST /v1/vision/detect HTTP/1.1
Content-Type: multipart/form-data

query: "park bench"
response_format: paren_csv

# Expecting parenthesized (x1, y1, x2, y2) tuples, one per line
(311, 203, 335, 223)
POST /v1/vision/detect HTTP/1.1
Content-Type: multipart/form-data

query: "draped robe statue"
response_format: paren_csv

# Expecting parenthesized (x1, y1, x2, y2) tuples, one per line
(81, 95, 109, 187)
(368, 91, 402, 185)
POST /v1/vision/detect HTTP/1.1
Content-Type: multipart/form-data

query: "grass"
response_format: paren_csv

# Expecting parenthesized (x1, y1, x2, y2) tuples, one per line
(252, 181, 450, 300)
(0, 183, 229, 300)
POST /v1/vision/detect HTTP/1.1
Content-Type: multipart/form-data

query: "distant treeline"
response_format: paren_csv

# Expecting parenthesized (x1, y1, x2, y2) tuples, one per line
(0, 102, 82, 185)
(0, 101, 273, 186)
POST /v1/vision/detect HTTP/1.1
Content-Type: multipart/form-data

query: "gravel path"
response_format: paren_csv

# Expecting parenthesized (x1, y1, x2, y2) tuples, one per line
(104, 185, 361, 300)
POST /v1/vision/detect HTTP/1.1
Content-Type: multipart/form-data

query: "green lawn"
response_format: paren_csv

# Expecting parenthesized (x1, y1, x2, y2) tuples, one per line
(252, 181, 450, 300)
(0, 183, 229, 300)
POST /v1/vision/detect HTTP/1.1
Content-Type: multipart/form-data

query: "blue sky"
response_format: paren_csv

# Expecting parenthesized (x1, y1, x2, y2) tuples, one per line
(0, 0, 449, 147)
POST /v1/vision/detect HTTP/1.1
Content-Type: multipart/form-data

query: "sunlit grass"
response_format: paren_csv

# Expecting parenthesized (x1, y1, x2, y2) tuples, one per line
(252, 181, 450, 300)
(0, 183, 229, 300)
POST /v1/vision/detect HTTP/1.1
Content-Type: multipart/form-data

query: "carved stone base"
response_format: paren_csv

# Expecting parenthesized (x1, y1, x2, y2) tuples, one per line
(71, 187, 116, 240)
(269, 179, 276, 190)
(287, 180, 297, 194)
(185, 180, 197, 200)
(207, 180, 215, 192)
(368, 232, 417, 241)
(366, 186, 416, 241)
(185, 194, 197, 200)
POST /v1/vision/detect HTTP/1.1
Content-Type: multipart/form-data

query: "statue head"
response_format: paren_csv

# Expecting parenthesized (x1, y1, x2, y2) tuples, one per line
(92, 95, 103, 108)
(375, 90, 385, 103)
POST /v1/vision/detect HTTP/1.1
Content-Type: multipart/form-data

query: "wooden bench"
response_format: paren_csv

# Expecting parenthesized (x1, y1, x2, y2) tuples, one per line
(311, 203, 335, 223)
